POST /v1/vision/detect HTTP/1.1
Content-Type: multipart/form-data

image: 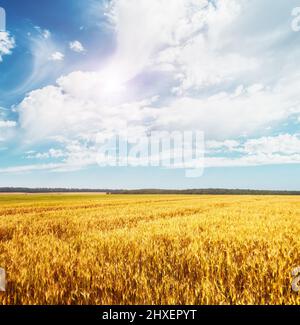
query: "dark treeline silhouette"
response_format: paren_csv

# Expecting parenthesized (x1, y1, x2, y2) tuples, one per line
(0, 187, 300, 195)
(111, 189, 300, 195)
(0, 188, 108, 193)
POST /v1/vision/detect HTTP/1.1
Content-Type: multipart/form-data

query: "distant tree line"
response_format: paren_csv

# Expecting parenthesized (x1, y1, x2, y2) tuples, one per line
(111, 189, 300, 195)
(0, 188, 108, 193)
(0, 187, 300, 195)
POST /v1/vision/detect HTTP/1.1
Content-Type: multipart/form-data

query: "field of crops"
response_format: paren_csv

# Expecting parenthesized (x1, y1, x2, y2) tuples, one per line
(0, 194, 299, 305)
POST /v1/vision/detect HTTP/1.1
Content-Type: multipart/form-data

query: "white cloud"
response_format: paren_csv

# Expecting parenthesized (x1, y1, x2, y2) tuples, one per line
(7, 0, 300, 175)
(206, 139, 240, 151)
(203, 134, 300, 168)
(69, 40, 86, 53)
(49, 51, 64, 61)
(17, 80, 157, 142)
(8, 30, 67, 96)
(15, 0, 300, 171)
(0, 31, 15, 62)
(154, 79, 300, 138)
(34, 26, 51, 39)
(0, 120, 17, 143)
(3, 132, 300, 174)
(26, 148, 65, 159)
(18, 85, 91, 140)
(154, 0, 261, 93)
(243, 134, 300, 156)
(0, 120, 17, 128)
(0, 163, 65, 174)
(106, 0, 209, 81)
(42, 29, 51, 39)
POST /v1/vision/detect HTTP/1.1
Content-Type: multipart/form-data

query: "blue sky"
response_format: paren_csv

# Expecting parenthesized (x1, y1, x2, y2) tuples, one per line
(0, 0, 300, 189)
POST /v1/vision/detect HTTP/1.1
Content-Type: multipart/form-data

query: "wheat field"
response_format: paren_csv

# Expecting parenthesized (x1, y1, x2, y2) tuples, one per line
(0, 194, 299, 305)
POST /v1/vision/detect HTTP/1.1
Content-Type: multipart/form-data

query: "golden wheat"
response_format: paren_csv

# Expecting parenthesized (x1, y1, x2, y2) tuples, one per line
(0, 194, 299, 305)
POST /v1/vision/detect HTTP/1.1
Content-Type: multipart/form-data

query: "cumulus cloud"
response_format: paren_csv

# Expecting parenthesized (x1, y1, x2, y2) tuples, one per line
(154, 79, 300, 138)
(69, 40, 86, 53)
(106, 0, 209, 81)
(203, 134, 300, 168)
(26, 148, 65, 159)
(0, 120, 17, 128)
(42, 29, 51, 39)
(155, 0, 261, 93)
(49, 51, 64, 61)
(0, 31, 15, 61)
(243, 134, 300, 156)
(0, 119, 17, 143)
(8, 0, 300, 173)
(19, 0, 300, 142)
(5, 132, 300, 173)
(205, 134, 300, 168)
(206, 140, 240, 152)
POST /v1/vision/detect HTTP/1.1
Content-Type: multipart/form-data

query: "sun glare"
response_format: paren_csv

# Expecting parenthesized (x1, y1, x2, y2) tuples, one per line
(103, 75, 125, 95)
(100, 66, 127, 97)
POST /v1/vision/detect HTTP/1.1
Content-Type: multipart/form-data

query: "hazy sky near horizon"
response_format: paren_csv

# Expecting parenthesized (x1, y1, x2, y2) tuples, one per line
(0, 0, 300, 190)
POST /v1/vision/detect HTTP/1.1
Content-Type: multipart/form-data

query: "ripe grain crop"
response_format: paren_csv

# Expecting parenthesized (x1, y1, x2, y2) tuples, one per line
(0, 194, 299, 305)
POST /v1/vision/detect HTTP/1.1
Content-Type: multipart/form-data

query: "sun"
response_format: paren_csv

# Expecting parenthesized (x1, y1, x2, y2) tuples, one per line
(103, 75, 125, 95)
(99, 66, 127, 97)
